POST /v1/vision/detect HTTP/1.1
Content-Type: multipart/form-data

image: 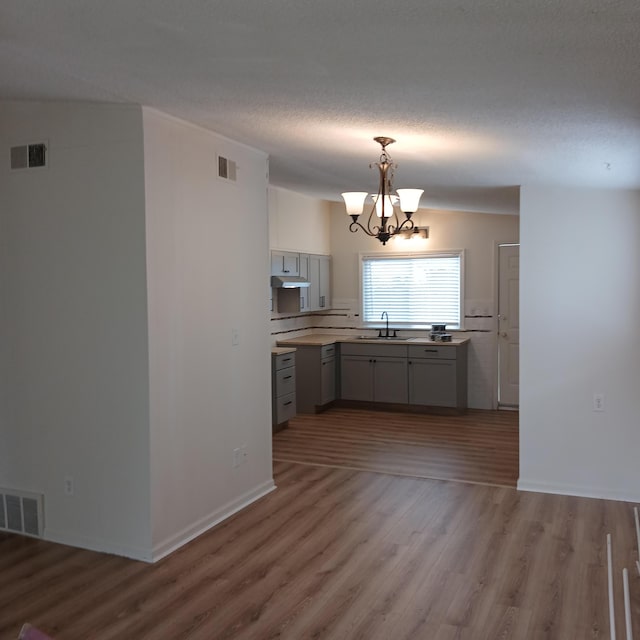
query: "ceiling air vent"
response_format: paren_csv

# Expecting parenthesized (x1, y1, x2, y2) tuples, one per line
(0, 489, 44, 537)
(217, 154, 237, 182)
(10, 142, 48, 170)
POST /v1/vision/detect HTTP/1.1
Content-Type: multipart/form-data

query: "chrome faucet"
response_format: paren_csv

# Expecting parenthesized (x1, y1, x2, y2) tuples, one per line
(380, 311, 389, 338)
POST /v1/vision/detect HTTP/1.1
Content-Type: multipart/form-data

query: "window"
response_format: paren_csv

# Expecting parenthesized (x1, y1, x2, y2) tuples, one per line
(361, 251, 464, 328)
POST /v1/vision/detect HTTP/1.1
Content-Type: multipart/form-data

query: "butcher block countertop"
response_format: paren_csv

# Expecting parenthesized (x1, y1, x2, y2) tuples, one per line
(276, 334, 470, 347)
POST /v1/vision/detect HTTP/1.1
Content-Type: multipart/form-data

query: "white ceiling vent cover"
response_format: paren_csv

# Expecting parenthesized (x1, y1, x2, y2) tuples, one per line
(0, 489, 44, 538)
(10, 142, 48, 170)
(217, 154, 237, 182)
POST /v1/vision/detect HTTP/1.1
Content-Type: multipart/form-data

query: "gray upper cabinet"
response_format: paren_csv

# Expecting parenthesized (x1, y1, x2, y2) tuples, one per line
(271, 251, 299, 276)
(271, 251, 331, 314)
(307, 254, 331, 311)
(299, 253, 310, 312)
(318, 255, 331, 309)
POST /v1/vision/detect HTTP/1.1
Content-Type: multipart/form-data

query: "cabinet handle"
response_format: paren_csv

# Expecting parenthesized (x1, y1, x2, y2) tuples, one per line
(282, 358, 292, 363)
(283, 269, 290, 273)
(283, 375, 292, 380)
(284, 401, 292, 406)
(424, 349, 438, 353)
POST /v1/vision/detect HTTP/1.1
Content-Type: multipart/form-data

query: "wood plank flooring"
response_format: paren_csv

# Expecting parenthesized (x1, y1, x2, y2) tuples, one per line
(273, 407, 519, 487)
(1, 460, 639, 639)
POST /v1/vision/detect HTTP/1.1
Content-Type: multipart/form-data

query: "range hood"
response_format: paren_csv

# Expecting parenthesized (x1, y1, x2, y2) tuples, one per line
(270, 275, 311, 288)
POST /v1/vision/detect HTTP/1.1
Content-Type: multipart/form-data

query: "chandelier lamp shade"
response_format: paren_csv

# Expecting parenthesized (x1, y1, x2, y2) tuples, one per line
(342, 137, 424, 246)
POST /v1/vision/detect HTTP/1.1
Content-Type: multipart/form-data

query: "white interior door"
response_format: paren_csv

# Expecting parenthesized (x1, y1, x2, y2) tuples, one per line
(498, 244, 519, 407)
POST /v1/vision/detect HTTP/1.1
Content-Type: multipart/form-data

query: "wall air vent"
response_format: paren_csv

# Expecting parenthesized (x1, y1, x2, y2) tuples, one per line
(10, 142, 48, 170)
(217, 154, 237, 182)
(0, 489, 44, 537)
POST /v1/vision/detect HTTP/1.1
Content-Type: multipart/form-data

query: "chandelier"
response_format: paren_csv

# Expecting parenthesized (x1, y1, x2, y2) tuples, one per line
(342, 137, 425, 245)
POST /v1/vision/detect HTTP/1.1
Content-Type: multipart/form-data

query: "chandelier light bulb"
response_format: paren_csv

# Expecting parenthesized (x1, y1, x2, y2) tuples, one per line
(341, 192, 368, 217)
(372, 194, 398, 218)
(396, 188, 424, 214)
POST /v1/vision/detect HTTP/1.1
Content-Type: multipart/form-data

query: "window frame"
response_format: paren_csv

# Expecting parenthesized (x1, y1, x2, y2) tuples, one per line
(358, 249, 465, 330)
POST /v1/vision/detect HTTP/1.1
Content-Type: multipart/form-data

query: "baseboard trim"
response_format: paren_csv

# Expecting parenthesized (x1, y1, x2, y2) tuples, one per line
(518, 478, 640, 504)
(151, 479, 277, 562)
(45, 529, 154, 562)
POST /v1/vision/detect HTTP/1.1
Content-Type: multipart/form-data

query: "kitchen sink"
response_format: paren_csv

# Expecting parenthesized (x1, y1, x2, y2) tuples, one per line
(355, 335, 413, 341)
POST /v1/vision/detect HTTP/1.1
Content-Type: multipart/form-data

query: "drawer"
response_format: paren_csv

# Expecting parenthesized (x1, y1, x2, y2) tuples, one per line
(340, 342, 408, 358)
(275, 366, 296, 396)
(407, 344, 457, 360)
(275, 392, 296, 423)
(274, 352, 296, 371)
(321, 344, 337, 359)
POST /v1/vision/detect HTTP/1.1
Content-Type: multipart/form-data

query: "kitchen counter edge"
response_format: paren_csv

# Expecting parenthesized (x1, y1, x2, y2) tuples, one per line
(275, 334, 470, 347)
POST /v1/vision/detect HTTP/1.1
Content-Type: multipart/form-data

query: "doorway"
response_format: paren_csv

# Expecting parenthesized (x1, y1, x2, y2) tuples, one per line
(498, 244, 520, 408)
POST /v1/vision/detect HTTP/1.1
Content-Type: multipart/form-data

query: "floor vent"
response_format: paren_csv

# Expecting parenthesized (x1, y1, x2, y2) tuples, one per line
(0, 489, 44, 537)
(10, 142, 48, 170)
(217, 154, 237, 182)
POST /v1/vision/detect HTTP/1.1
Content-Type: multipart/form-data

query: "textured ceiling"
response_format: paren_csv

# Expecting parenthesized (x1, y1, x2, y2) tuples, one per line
(1, 0, 639, 214)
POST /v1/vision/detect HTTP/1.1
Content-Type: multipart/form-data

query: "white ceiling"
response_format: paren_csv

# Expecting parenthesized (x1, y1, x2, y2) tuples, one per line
(2, 1, 639, 214)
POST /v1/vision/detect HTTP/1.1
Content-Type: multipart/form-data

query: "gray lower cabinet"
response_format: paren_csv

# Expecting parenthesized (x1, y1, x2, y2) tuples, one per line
(295, 344, 337, 413)
(340, 343, 408, 404)
(407, 344, 468, 410)
(340, 341, 467, 410)
(272, 351, 296, 429)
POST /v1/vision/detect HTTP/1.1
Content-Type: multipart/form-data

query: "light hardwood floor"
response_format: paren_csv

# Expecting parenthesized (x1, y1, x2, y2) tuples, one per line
(1, 411, 638, 639)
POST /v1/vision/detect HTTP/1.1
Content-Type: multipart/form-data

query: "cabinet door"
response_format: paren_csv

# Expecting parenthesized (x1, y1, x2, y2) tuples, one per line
(373, 357, 408, 404)
(271, 251, 299, 276)
(307, 255, 321, 311)
(320, 357, 336, 405)
(340, 356, 373, 401)
(318, 255, 331, 309)
(408, 359, 457, 407)
(299, 254, 310, 311)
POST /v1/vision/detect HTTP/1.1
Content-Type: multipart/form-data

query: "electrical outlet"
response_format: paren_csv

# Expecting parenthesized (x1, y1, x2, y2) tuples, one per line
(240, 445, 248, 464)
(231, 328, 240, 346)
(64, 475, 74, 496)
(593, 393, 605, 412)
(232, 448, 241, 468)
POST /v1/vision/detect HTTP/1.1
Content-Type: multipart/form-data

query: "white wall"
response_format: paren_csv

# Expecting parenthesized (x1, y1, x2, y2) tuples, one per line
(329, 203, 520, 408)
(0, 102, 152, 557)
(143, 109, 274, 559)
(269, 186, 331, 255)
(519, 186, 640, 501)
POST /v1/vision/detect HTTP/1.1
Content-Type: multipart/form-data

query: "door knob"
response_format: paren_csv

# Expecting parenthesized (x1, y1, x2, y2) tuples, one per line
(501, 332, 508, 338)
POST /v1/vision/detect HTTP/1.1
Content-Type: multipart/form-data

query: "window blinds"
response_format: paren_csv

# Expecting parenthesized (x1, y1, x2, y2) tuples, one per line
(362, 253, 462, 326)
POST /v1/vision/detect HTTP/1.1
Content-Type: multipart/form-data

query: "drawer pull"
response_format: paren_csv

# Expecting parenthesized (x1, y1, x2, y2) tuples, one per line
(424, 349, 438, 353)
(283, 375, 292, 380)
(284, 401, 293, 406)
(282, 358, 292, 363)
